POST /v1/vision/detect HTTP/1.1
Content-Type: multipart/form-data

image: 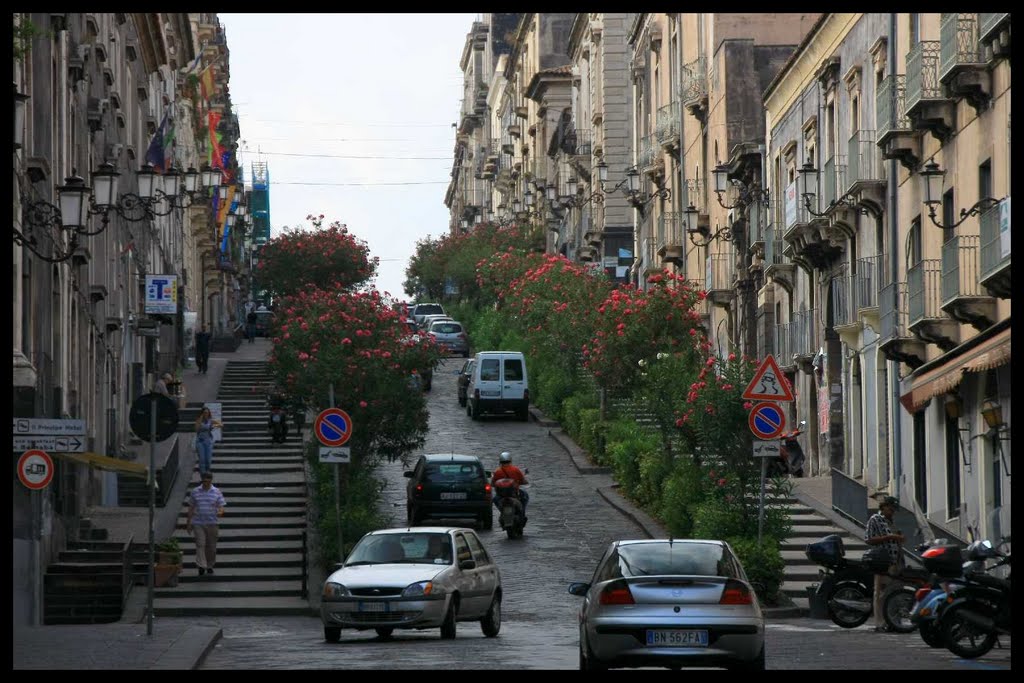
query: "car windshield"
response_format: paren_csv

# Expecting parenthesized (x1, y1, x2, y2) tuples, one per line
(416, 305, 444, 316)
(346, 532, 453, 565)
(423, 462, 483, 483)
(431, 322, 462, 334)
(611, 543, 733, 578)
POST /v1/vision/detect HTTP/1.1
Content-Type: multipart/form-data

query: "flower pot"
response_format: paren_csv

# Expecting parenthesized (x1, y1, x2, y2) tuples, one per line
(154, 563, 182, 587)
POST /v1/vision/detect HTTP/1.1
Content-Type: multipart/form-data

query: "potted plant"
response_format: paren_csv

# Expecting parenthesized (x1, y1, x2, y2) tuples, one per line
(154, 538, 183, 587)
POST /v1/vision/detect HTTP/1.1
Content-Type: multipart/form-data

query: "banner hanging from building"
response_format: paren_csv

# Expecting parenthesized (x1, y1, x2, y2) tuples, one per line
(145, 275, 178, 314)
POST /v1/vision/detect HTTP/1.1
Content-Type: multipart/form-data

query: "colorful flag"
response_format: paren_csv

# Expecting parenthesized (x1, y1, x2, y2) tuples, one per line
(181, 53, 203, 77)
(199, 64, 216, 102)
(207, 111, 224, 168)
(144, 110, 175, 171)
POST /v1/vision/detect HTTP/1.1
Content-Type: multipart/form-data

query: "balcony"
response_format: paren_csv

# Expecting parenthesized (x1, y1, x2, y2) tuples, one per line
(682, 176, 709, 228)
(656, 101, 680, 151)
(845, 130, 886, 214)
(643, 238, 663, 280)
(705, 252, 734, 308)
(577, 244, 599, 262)
(907, 259, 959, 351)
(855, 253, 886, 331)
(562, 128, 592, 159)
(906, 41, 954, 140)
(764, 220, 796, 292)
(978, 13, 1011, 63)
(979, 199, 1011, 298)
(657, 211, 685, 264)
(941, 233, 997, 330)
(876, 75, 919, 169)
(783, 190, 843, 271)
(831, 270, 859, 345)
(879, 282, 926, 368)
(791, 308, 818, 373)
(940, 13, 991, 111)
(774, 321, 796, 371)
(638, 134, 662, 176)
(680, 56, 708, 122)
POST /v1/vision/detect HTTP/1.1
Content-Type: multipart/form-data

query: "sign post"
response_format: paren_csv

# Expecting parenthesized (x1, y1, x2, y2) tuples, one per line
(316, 391, 355, 564)
(743, 355, 795, 544)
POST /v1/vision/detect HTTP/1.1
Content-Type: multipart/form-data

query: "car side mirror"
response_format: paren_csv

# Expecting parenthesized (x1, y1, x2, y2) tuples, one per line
(568, 582, 590, 596)
(459, 559, 477, 570)
(403, 471, 413, 478)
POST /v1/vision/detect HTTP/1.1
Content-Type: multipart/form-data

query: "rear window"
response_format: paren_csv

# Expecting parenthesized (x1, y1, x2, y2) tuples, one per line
(423, 462, 484, 483)
(479, 359, 500, 381)
(431, 322, 462, 334)
(504, 358, 523, 381)
(603, 543, 737, 579)
(415, 304, 444, 316)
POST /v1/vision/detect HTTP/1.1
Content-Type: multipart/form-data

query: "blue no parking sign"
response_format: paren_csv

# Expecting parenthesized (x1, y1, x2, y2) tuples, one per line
(748, 402, 785, 440)
(314, 408, 353, 447)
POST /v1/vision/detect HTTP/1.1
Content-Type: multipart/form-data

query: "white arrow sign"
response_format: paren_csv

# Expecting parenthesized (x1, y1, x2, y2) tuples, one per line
(13, 435, 87, 453)
(319, 447, 351, 464)
(12, 418, 86, 435)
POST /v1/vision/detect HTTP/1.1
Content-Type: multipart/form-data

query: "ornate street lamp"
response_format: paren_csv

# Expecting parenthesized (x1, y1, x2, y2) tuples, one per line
(920, 161, 1001, 229)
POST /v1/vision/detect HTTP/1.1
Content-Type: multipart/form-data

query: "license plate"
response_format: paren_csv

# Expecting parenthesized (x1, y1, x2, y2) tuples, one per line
(358, 601, 390, 613)
(645, 630, 709, 647)
(440, 492, 467, 500)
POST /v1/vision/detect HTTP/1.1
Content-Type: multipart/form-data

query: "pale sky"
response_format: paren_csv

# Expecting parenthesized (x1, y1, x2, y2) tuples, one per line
(218, 13, 475, 299)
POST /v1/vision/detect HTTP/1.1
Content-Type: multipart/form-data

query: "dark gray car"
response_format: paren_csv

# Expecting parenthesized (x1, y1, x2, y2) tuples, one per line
(428, 320, 469, 357)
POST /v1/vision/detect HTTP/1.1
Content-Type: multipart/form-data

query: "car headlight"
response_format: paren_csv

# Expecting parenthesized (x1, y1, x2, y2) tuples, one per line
(402, 581, 445, 598)
(323, 582, 350, 599)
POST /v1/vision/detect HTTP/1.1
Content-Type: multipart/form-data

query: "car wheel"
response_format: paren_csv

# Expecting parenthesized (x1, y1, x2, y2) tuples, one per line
(480, 595, 501, 637)
(480, 512, 493, 531)
(581, 634, 607, 671)
(728, 646, 765, 671)
(517, 407, 529, 422)
(440, 598, 458, 639)
(375, 628, 394, 639)
(324, 626, 341, 643)
(470, 402, 480, 420)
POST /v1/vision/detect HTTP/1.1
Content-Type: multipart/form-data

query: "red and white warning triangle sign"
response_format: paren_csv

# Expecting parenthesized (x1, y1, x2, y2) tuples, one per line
(742, 354, 795, 402)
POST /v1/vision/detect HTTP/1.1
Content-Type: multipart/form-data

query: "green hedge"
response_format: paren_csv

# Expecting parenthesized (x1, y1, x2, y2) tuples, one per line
(726, 536, 786, 605)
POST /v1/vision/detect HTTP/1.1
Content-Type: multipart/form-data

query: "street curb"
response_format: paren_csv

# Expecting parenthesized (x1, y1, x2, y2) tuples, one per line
(764, 605, 806, 619)
(150, 625, 222, 669)
(548, 429, 612, 475)
(190, 626, 223, 670)
(527, 405, 560, 428)
(595, 485, 665, 539)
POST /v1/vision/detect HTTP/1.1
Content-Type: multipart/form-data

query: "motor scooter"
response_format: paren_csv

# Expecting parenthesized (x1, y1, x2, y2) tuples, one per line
(493, 472, 528, 540)
(934, 538, 1012, 659)
(769, 420, 806, 477)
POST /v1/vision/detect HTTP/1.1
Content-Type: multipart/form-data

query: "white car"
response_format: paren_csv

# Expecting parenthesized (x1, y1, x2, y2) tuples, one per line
(321, 527, 502, 641)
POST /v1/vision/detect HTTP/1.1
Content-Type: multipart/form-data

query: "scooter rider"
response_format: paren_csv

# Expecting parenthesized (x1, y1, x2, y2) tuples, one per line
(491, 451, 529, 521)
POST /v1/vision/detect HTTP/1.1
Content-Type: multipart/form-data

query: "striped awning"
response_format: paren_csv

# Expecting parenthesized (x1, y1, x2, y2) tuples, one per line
(901, 325, 1011, 414)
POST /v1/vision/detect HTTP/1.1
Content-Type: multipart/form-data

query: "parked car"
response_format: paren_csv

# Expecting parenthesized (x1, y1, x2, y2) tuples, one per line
(320, 527, 502, 642)
(466, 351, 529, 421)
(428, 319, 469, 357)
(253, 308, 274, 337)
(456, 359, 476, 407)
(568, 539, 765, 671)
(405, 453, 493, 530)
(419, 313, 453, 331)
(411, 303, 446, 326)
(401, 328, 434, 392)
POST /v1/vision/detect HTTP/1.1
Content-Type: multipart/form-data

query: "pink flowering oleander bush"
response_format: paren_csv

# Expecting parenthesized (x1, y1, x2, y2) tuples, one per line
(256, 215, 377, 298)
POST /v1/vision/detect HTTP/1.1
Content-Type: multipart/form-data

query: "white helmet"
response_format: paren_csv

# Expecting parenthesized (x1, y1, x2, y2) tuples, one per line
(499, 452, 512, 463)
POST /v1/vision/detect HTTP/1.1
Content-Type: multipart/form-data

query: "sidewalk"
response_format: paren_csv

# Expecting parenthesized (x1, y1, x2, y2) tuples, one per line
(14, 342, 274, 670)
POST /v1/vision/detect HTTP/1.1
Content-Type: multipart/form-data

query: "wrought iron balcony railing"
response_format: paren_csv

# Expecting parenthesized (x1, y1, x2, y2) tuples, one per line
(979, 199, 1010, 281)
(658, 211, 685, 250)
(856, 254, 886, 311)
(906, 41, 943, 112)
(847, 130, 883, 190)
(832, 270, 856, 327)
(705, 252, 733, 293)
(877, 75, 912, 141)
(979, 12, 1010, 42)
(940, 13, 983, 81)
(638, 134, 660, 170)
(907, 258, 943, 325)
(656, 101, 680, 145)
(680, 56, 708, 108)
(941, 233, 984, 305)
(880, 282, 909, 342)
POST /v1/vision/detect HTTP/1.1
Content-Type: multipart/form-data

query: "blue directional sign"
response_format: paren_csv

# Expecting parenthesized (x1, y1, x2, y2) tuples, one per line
(748, 402, 785, 440)
(315, 408, 353, 447)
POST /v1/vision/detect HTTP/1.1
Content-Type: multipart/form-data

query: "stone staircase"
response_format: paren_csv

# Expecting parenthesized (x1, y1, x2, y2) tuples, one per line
(153, 361, 313, 616)
(43, 538, 142, 624)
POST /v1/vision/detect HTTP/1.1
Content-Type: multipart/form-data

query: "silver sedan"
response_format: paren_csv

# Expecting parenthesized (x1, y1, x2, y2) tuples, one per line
(321, 527, 502, 641)
(569, 539, 765, 670)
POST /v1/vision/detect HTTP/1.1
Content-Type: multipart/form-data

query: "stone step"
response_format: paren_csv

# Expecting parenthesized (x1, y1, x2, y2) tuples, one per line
(175, 529, 304, 542)
(176, 540, 304, 554)
(155, 581, 304, 598)
(781, 580, 818, 596)
(152, 596, 313, 617)
(178, 507, 305, 517)
(182, 554, 304, 568)
(183, 485, 307, 496)
(203, 448, 305, 456)
(193, 465, 305, 475)
(179, 567, 304, 580)
(175, 518, 305, 530)
(183, 497, 308, 507)
(787, 596, 810, 612)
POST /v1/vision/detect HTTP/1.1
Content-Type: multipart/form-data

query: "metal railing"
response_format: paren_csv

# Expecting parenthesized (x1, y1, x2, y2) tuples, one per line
(877, 75, 912, 140)
(121, 533, 134, 610)
(832, 270, 855, 327)
(880, 282, 909, 341)
(659, 211, 684, 249)
(301, 529, 308, 599)
(847, 130, 882, 190)
(774, 321, 795, 366)
(823, 156, 847, 208)
(705, 252, 733, 292)
(638, 133, 659, 170)
(856, 254, 885, 310)
(644, 238, 660, 273)
(979, 13, 1009, 41)
(683, 176, 706, 214)
(906, 41, 943, 111)
(908, 258, 944, 325)
(831, 467, 870, 526)
(787, 197, 812, 229)
(940, 13, 982, 80)
(656, 101, 680, 144)
(791, 308, 817, 357)
(680, 56, 708, 107)
(764, 226, 786, 267)
(979, 200, 1010, 280)
(748, 200, 766, 247)
(941, 233, 984, 304)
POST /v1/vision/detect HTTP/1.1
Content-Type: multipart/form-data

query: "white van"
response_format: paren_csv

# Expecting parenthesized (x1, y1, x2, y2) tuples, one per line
(466, 351, 529, 421)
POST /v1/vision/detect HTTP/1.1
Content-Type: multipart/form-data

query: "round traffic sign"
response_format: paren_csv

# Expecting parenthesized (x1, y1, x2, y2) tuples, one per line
(748, 402, 786, 440)
(315, 408, 353, 447)
(18, 450, 54, 490)
(129, 392, 180, 442)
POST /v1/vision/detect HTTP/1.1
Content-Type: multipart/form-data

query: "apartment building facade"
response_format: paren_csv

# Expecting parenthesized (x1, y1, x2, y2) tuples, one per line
(12, 12, 248, 625)
(763, 13, 1010, 542)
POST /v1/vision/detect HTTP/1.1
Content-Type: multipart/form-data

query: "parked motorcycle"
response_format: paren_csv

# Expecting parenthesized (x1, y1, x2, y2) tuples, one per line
(933, 538, 1011, 659)
(493, 475, 528, 540)
(769, 421, 806, 477)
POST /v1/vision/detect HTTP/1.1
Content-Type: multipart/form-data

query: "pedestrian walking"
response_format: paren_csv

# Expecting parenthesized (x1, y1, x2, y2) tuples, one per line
(865, 495, 905, 632)
(185, 471, 226, 576)
(195, 326, 212, 374)
(246, 309, 258, 343)
(194, 406, 222, 474)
